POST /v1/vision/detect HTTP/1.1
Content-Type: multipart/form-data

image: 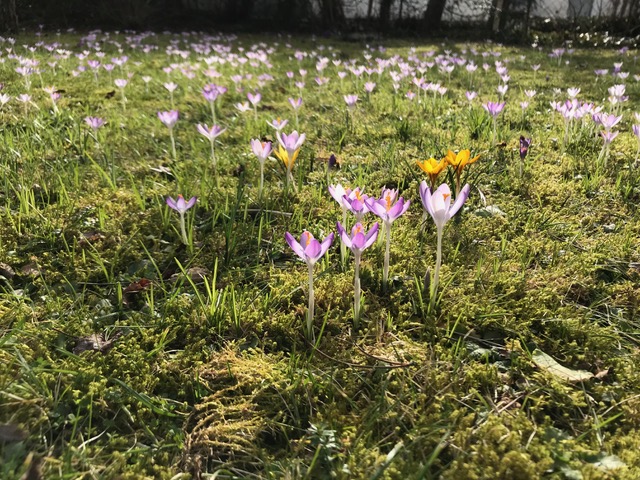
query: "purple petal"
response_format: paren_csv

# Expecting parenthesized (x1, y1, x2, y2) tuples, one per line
(166, 196, 178, 210)
(285, 232, 305, 259)
(351, 231, 366, 250)
(336, 221, 351, 248)
(304, 239, 322, 261)
(185, 196, 197, 210)
(363, 223, 379, 249)
(319, 233, 334, 257)
(449, 184, 470, 218)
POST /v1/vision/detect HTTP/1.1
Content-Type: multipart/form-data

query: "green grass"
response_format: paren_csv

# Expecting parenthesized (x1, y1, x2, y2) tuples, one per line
(1, 32, 640, 479)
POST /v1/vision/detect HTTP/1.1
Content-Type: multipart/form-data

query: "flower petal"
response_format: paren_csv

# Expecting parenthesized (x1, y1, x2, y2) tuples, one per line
(285, 232, 305, 259)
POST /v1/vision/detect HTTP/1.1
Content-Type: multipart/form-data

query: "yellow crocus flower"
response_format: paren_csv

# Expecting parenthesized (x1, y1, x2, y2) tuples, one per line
(445, 149, 480, 195)
(416, 157, 447, 189)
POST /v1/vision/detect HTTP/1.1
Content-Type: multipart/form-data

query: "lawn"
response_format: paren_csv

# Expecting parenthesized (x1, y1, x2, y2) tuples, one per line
(1, 30, 640, 479)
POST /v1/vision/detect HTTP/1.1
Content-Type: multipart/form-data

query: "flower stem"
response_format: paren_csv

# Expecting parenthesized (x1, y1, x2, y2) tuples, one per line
(170, 130, 177, 162)
(354, 251, 361, 329)
(340, 209, 347, 267)
(179, 213, 188, 246)
(383, 222, 391, 290)
(430, 227, 443, 312)
(259, 162, 264, 199)
(307, 263, 315, 340)
(210, 101, 216, 124)
(211, 140, 219, 188)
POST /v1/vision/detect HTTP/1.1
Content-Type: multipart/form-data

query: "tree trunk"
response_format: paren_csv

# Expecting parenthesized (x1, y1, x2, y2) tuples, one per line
(320, 0, 344, 28)
(379, 0, 394, 30)
(422, 0, 447, 30)
(367, 0, 374, 19)
(1, 0, 19, 30)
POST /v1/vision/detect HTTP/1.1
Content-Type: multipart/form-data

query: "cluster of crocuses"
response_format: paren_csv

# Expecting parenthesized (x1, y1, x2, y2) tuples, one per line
(284, 152, 474, 338)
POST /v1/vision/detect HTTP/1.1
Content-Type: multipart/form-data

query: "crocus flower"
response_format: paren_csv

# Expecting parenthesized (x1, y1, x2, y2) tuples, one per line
(364, 82, 376, 94)
(483, 101, 506, 118)
(416, 157, 448, 189)
(275, 130, 305, 187)
(342, 188, 370, 222)
(337, 221, 379, 326)
(158, 110, 179, 160)
(519, 136, 531, 160)
(445, 149, 480, 195)
(235, 102, 252, 113)
(197, 123, 226, 186)
(166, 195, 197, 245)
(329, 184, 350, 263)
(419, 182, 470, 310)
(365, 189, 410, 288)
(344, 94, 358, 110)
(633, 124, 640, 160)
(84, 116, 105, 131)
(251, 139, 273, 196)
(158, 110, 179, 129)
(267, 118, 289, 131)
(285, 230, 334, 339)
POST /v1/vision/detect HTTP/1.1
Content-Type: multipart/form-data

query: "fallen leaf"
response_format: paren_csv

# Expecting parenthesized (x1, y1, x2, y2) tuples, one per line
(0, 262, 15, 280)
(532, 349, 594, 383)
(73, 331, 123, 355)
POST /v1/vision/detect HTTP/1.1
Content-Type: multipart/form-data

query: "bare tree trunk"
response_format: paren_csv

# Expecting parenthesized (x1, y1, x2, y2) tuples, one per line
(379, 0, 394, 30)
(1, 0, 19, 30)
(367, 0, 375, 19)
(320, 0, 344, 28)
(422, 0, 447, 30)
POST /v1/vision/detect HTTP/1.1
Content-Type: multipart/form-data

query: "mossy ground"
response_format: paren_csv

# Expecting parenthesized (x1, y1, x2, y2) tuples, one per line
(1, 32, 640, 479)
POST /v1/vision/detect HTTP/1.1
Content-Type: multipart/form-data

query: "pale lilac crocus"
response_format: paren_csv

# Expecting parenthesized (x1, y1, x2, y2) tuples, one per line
(289, 97, 303, 128)
(250, 139, 273, 196)
(164, 81, 178, 107)
(483, 101, 506, 144)
(329, 184, 349, 263)
(235, 102, 251, 114)
(166, 195, 197, 245)
(419, 182, 470, 310)
(267, 118, 289, 132)
(365, 189, 410, 288)
(158, 110, 179, 160)
(344, 94, 358, 111)
(465, 91, 477, 103)
(197, 123, 226, 186)
(633, 124, 640, 160)
(337, 221, 380, 326)
(342, 188, 370, 222)
(364, 82, 376, 94)
(0, 93, 10, 107)
(285, 230, 334, 339)
(277, 130, 306, 185)
(84, 116, 105, 131)
(248, 91, 261, 120)
(114, 78, 128, 108)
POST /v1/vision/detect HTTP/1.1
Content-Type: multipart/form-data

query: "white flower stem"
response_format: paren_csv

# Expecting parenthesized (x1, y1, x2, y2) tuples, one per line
(259, 162, 264, 199)
(210, 101, 216, 124)
(340, 209, 347, 266)
(211, 140, 219, 188)
(354, 251, 362, 329)
(383, 222, 391, 290)
(179, 213, 188, 245)
(307, 263, 315, 340)
(170, 130, 177, 161)
(430, 227, 443, 312)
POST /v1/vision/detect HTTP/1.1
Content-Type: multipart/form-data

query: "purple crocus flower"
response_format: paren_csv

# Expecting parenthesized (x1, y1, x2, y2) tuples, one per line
(157, 110, 179, 129)
(166, 195, 197, 245)
(601, 130, 619, 145)
(285, 230, 334, 338)
(267, 118, 289, 131)
(344, 94, 358, 110)
(84, 116, 105, 130)
(342, 188, 370, 221)
(166, 194, 196, 214)
(196, 123, 226, 141)
(420, 182, 470, 309)
(251, 139, 273, 196)
(364, 82, 376, 93)
(365, 189, 410, 287)
(365, 189, 410, 226)
(277, 130, 306, 159)
(247, 91, 261, 106)
(483, 101, 506, 118)
(336, 222, 379, 254)
(289, 97, 303, 110)
(520, 136, 532, 160)
(114, 78, 128, 89)
(285, 231, 334, 267)
(420, 182, 469, 231)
